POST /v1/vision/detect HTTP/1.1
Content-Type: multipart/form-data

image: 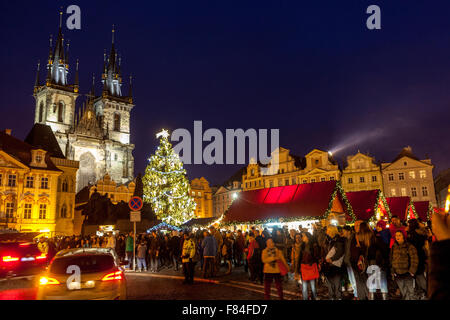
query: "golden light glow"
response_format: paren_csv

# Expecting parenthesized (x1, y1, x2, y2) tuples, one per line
(2, 256, 19, 262)
(39, 277, 60, 285)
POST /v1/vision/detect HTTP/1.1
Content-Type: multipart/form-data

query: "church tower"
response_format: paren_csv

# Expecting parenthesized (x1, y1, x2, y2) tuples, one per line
(93, 26, 135, 184)
(33, 10, 79, 156)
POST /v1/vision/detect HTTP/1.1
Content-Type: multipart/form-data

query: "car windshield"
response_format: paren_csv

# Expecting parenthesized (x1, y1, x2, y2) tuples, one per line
(49, 254, 115, 274)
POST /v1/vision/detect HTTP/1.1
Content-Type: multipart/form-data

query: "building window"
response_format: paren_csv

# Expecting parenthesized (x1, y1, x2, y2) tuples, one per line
(278, 179, 283, 186)
(409, 171, 415, 179)
(259, 180, 262, 186)
(348, 177, 353, 184)
(269, 180, 274, 188)
(41, 177, 49, 189)
(411, 187, 417, 197)
(419, 170, 426, 178)
(292, 177, 296, 185)
(372, 176, 377, 182)
(36, 154, 42, 163)
(0, 174, 2, 186)
(39, 204, 47, 219)
(303, 179, 307, 184)
(404, 161, 407, 166)
(391, 188, 396, 196)
(62, 179, 68, 192)
(330, 176, 335, 181)
(388, 174, 394, 181)
(401, 188, 407, 196)
(314, 159, 319, 165)
(60, 204, 67, 218)
(58, 101, 64, 123)
(398, 173, 404, 180)
(311, 179, 315, 183)
(321, 177, 325, 182)
(8, 174, 16, 187)
(251, 169, 255, 176)
(38, 102, 44, 122)
(285, 179, 289, 185)
(422, 186, 428, 196)
(5, 203, 14, 218)
(24, 204, 32, 219)
(114, 114, 121, 131)
(360, 177, 365, 183)
(26, 176, 34, 188)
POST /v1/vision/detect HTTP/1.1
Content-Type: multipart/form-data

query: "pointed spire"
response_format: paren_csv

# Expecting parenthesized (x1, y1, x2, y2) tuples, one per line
(74, 59, 79, 92)
(89, 74, 96, 101)
(34, 61, 41, 92)
(128, 75, 133, 103)
(112, 24, 115, 44)
(65, 39, 70, 65)
(59, 7, 63, 29)
(48, 34, 53, 61)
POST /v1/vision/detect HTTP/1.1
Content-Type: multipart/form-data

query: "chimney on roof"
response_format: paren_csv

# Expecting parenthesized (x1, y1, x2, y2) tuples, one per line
(5, 129, 11, 135)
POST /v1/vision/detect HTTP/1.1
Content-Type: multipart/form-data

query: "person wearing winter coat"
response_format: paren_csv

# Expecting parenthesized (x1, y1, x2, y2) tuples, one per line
(296, 232, 320, 300)
(169, 231, 181, 271)
(322, 225, 345, 300)
(407, 219, 429, 299)
(291, 233, 303, 284)
(234, 230, 245, 267)
(262, 238, 289, 300)
(181, 233, 196, 285)
(202, 231, 218, 278)
(148, 232, 160, 273)
(247, 232, 263, 284)
(390, 230, 419, 300)
(342, 226, 359, 300)
(370, 222, 391, 300)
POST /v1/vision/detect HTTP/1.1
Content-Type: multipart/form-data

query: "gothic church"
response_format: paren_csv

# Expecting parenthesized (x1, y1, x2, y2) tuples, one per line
(33, 19, 135, 192)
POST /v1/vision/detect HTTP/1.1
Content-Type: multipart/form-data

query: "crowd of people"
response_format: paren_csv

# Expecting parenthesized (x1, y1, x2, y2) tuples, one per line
(34, 212, 450, 300)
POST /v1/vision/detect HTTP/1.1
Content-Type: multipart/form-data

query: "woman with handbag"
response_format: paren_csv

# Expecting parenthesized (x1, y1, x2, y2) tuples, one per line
(262, 238, 289, 300)
(297, 232, 321, 300)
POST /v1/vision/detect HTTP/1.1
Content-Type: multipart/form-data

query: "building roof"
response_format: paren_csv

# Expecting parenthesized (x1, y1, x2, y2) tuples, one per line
(345, 190, 386, 221)
(181, 217, 217, 228)
(385, 197, 412, 221)
(0, 129, 60, 172)
(24, 124, 65, 158)
(392, 146, 420, 162)
(412, 201, 431, 221)
(223, 166, 246, 187)
(223, 181, 350, 224)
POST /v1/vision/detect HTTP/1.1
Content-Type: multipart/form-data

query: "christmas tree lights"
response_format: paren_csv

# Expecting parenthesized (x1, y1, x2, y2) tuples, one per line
(142, 129, 196, 226)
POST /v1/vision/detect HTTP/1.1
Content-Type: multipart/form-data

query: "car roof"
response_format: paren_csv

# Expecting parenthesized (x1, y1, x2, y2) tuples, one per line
(54, 248, 117, 258)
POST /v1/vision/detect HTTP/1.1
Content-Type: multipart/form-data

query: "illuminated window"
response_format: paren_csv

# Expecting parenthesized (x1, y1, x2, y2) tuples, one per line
(5, 203, 14, 218)
(391, 188, 396, 196)
(419, 170, 426, 178)
(26, 176, 34, 188)
(41, 177, 49, 189)
(311, 179, 316, 183)
(411, 187, 417, 197)
(401, 188, 406, 196)
(398, 173, 404, 180)
(251, 169, 255, 175)
(409, 171, 415, 179)
(321, 177, 325, 182)
(330, 176, 335, 181)
(24, 204, 32, 219)
(39, 204, 47, 219)
(372, 176, 377, 182)
(285, 179, 289, 185)
(422, 186, 428, 196)
(360, 177, 365, 183)
(388, 174, 394, 181)
(8, 174, 16, 187)
(303, 179, 307, 184)
(269, 180, 274, 188)
(36, 153, 42, 163)
(348, 177, 353, 184)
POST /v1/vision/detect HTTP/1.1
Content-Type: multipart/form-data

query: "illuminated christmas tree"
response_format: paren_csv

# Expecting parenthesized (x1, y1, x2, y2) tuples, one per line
(142, 129, 196, 226)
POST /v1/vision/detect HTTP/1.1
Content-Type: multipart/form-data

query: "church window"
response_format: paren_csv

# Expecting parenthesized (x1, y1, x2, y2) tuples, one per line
(60, 204, 67, 218)
(58, 101, 64, 122)
(114, 114, 121, 131)
(62, 179, 68, 192)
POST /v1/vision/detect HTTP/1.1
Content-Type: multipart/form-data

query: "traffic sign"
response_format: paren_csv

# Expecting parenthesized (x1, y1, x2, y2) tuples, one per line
(129, 196, 143, 211)
(130, 211, 141, 222)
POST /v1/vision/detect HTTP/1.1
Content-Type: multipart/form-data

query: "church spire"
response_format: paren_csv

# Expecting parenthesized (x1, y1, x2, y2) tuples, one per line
(102, 25, 122, 97)
(74, 59, 79, 93)
(34, 61, 41, 93)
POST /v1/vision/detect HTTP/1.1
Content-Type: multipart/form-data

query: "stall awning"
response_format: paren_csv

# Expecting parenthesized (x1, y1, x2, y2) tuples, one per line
(181, 217, 218, 228)
(345, 190, 389, 221)
(412, 201, 431, 221)
(223, 181, 353, 225)
(385, 197, 412, 221)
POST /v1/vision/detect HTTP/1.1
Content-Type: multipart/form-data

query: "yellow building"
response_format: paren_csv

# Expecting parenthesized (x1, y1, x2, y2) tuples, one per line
(0, 125, 79, 236)
(341, 152, 383, 192)
(89, 173, 136, 204)
(242, 147, 340, 191)
(190, 177, 213, 218)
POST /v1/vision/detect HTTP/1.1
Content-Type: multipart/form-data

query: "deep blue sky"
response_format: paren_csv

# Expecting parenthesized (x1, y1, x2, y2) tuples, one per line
(1, 1, 449, 185)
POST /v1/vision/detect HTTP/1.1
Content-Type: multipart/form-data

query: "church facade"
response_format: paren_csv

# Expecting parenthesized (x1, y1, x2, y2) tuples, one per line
(32, 22, 135, 192)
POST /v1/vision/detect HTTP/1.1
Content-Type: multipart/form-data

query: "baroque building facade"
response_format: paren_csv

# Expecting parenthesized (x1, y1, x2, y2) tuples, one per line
(212, 168, 243, 217)
(242, 147, 340, 191)
(190, 177, 213, 218)
(381, 147, 437, 206)
(341, 152, 383, 192)
(89, 173, 136, 204)
(0, 126, 78, 235)
(33, 22, 134, 192)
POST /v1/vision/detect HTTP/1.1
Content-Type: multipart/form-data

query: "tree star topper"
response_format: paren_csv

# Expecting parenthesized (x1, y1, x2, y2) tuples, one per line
(156, 129, 169, 139)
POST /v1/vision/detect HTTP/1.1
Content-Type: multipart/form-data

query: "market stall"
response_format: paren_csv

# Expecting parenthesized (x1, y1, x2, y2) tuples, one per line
(345, 189, 391, 223)
(411, 201, 433, 222)
(147, 222, 181, 234)
(221, 180, 355, 233)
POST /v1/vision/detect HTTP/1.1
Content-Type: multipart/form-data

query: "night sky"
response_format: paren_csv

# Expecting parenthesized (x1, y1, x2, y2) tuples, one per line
(1, 1, 449, 186)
